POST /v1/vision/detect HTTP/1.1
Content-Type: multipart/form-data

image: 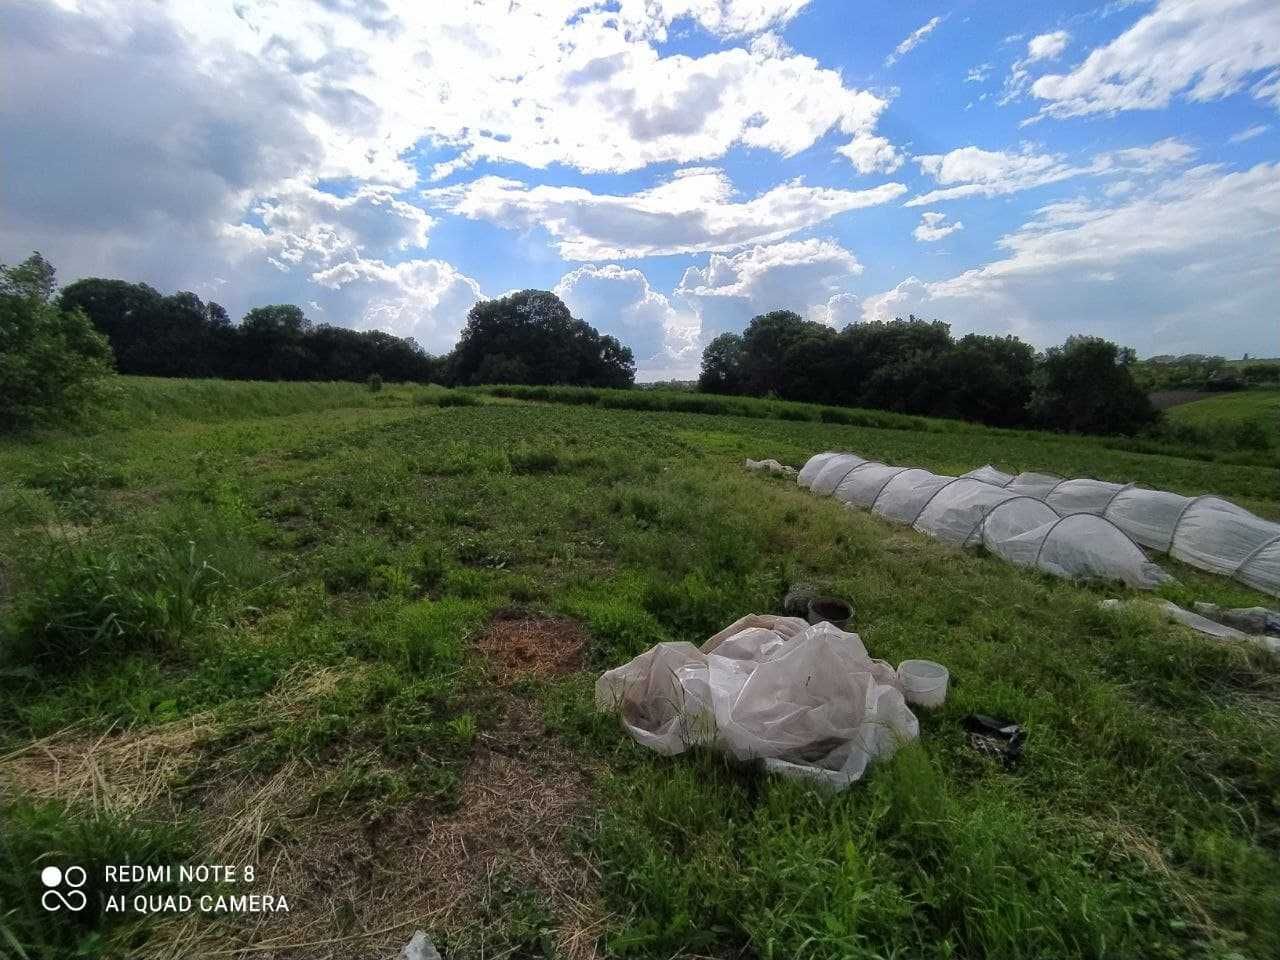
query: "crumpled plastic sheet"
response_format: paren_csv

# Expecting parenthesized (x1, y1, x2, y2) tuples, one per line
(795, 452, 1170, 590)
(596, 615, 919, 791)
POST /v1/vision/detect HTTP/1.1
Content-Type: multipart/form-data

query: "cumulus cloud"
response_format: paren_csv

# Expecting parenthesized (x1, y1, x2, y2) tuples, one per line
(905, 137, 1194, 205)
(1001, 30, 1071, 103)
(174, 0, 892, 184)
(225, 180, 435, 273)
(885, 16, 943, 67)
(836, 134, 905, 174)
(864, 162, 1280, 356)
(1026, 31, 1071, 63)
(1229, 123, 1270, 143)
(310, 257, 483, 351)
(2, 0, 898, 361)
(676, 238, 862, 336)
(1030, 0, 1280, 119)
(554, 264, 700, 373)
(913, 212, 964, 242)
(425, 169, 905, 260)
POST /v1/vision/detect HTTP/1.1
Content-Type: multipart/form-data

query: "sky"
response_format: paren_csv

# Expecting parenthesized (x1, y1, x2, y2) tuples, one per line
(3, 0, 1279, 379)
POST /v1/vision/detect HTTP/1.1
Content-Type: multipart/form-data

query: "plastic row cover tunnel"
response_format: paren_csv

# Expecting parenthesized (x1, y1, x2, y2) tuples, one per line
(800, 452, 1280, 594)
(796, 452, 1171, 590)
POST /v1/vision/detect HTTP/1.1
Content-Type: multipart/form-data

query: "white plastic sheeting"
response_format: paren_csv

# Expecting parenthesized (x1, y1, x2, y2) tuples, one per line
(957, 466, 1280, 596)
(798, 451, 1280, 595)
(596, 614, 919, 791)
(796, 452, 1171, 590)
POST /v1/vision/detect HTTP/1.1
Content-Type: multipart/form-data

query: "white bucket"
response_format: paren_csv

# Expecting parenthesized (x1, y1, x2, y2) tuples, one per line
(897, 659, 949, 709)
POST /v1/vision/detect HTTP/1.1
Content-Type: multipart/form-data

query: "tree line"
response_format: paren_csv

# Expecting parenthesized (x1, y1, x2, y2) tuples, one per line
(6, 249, 1169, 438)
(1, 254, 637, 430)
(699, 310, 1158, 435)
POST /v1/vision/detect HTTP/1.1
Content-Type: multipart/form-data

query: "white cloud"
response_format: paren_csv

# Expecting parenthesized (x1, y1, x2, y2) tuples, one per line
(836, 134, 905, 174)
(3, 0, 900, 363)
(966, 63, 994, 83)
(864, 162, 1280, 356)
(676, 238, 862, 335)
(425, 169, 906, 260)
(655, 1, 814, 37)
(885, 16, 943, 67)
(154, 0, 863, 185)
(905, 137, 1194, 205)
(1026, 31, 1071, 63)
(811, 291, 861, 328)
(310, 257, 483, 351)
(224, 180, 435, 272)
(1030, 0, 1280, 119)
(913, 212, 964, 242)
(554, 264, 700, 373)
(1229, 123, 1270, 143)
(1002, 30, 1071, 103)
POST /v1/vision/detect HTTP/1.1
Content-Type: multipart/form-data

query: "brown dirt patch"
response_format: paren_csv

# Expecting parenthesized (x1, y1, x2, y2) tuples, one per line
(1148, 389, 1213, 411)
(475, 613, 588, 681)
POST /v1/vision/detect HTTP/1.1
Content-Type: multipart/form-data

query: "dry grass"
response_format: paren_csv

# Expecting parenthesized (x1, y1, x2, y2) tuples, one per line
(0, 716, 215, 814)
(140, 695, 604, 960)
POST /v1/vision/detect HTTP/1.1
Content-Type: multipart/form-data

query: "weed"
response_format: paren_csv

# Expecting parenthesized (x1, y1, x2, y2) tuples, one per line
(2, 537, 227, 672)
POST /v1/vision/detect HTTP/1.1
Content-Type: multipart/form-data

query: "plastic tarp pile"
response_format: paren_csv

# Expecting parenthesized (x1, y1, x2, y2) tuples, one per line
(796, 452, 1171, 590)
(596, 615, 919, 790)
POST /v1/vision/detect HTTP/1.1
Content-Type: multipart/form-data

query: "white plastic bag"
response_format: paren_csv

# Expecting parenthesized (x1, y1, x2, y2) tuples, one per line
(597, 617, 920, 790)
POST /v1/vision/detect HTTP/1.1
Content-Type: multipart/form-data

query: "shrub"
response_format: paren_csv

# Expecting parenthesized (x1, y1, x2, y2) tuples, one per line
(367, 373, 383, 392)
(0, 253, 114, 431)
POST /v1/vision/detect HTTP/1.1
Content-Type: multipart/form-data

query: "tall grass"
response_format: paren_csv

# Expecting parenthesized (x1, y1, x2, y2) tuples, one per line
(1, 536, 229, 673)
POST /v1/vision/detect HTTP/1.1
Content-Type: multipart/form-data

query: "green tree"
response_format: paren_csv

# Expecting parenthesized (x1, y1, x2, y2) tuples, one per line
(698, 332, 744, 394)
(236, 304, 313, 380)
(1, 253, 114, 431)
(1028, 335, 1157, 436)
(448, 290, 634, 387)
(738, 310, 832, 396)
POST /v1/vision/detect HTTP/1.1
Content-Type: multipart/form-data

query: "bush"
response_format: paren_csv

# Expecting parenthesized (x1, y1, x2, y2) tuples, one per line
(0, 253, 114, 431)
(367, 373, 383, 392)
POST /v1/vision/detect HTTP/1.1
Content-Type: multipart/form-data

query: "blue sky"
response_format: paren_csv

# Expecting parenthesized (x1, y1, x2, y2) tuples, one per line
(3, 0, 1278, 377)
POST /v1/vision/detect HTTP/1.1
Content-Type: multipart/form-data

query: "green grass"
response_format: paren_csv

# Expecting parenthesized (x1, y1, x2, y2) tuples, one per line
(476, 382, 1279, 468)
(0, 377, 1277, 959)
(1165, 388, 1280, 451)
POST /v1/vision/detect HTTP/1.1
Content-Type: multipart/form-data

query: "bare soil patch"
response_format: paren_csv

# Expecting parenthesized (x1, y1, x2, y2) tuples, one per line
(475, 612, 588, 682)
(1149, 389, 1213, 410)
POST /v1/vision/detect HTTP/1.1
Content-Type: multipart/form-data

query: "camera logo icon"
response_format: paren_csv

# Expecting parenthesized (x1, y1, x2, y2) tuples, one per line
(40, 865, 87, 912)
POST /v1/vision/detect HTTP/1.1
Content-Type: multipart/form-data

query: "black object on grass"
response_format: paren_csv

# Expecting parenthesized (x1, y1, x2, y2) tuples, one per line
(963, 714, 1026, 768)
(806, 596, 853, 630)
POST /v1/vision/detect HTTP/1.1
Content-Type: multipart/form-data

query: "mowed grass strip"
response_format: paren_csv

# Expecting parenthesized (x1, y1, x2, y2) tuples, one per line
(0, 378, 1276, 959)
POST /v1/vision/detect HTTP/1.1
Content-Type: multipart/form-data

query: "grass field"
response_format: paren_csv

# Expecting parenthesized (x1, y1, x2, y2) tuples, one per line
(1, 377, 1278, 959)
(1165, 388, 1280, 449)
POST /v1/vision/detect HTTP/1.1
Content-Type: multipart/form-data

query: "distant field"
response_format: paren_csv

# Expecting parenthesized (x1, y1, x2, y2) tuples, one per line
(1, 377, 1278, 959)
(1165, 388, 1280, 447)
